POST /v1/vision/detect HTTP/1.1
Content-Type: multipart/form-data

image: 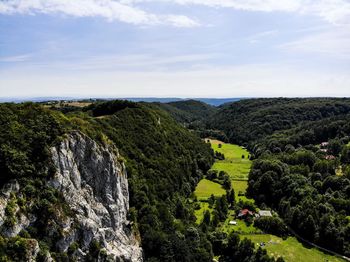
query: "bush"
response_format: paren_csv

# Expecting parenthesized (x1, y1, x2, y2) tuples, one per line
(254, 216, 288, 237)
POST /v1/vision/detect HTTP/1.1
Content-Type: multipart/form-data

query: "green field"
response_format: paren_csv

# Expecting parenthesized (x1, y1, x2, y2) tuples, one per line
(209, 140, 251, 180)
(232, 180, 253, 202)
(243, 235, 345, 262)
(194, 179, 226, 200)
(211, 140, 250, 159)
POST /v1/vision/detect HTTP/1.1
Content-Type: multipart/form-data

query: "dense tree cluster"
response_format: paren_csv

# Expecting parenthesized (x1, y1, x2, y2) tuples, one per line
(254, 217, 288, 238)
(247, 149, 350, 255)
(85, 99, 139, 117)
(0, 103, 63, 186)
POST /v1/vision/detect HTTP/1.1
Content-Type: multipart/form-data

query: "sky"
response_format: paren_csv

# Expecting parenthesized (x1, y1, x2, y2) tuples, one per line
(0, 0, 350, 98)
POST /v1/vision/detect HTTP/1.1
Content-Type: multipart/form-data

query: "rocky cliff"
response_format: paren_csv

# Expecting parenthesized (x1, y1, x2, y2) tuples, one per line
(0, 131, 142, 261)
(49, 131, 143, 261)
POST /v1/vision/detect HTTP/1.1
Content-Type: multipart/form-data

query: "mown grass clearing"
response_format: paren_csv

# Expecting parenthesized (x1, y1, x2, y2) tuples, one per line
(207, 139, 251, 180)
(194, 179, 226, 200)
(243, 235, 345, 262)
(231, 180, 253, 202)
(211, 142, 250, 160)
(212, 161, 251, 180)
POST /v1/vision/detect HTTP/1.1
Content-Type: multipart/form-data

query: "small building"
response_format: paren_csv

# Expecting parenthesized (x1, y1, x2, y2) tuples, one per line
(325, 155, 336, 160)
(258, 210, 272, 217)
(229, 221, 237, 225)
(320, 142, 329, 148)
(237, 209, 254, 219)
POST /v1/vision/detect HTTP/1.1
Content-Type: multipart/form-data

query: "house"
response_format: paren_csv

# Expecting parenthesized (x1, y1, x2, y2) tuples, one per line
(258, 210, 272, 217)
(320, 142, 329, 148)
(320, 148, 328, 153)
(229, 221, 237, 225)
(237, 209, 254, 219)
(325, 155, 336, 160)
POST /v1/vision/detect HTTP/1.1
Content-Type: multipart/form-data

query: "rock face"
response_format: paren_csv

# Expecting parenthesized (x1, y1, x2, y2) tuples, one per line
(50, 131, 143, 261)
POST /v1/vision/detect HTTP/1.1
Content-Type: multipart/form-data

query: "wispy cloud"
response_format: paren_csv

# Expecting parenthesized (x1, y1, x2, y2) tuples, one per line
(1, 1, 350, 27)
(248, 30, 278, 44)
(6, 53, 218, 71)
(0, 54, 32, 62)
(128, 0, 350, 25)
(0, 0, 199, 27)
(279, 26, 350, 59)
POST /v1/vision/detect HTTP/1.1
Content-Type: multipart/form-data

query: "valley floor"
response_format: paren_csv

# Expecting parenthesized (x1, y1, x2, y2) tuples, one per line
(194, 139, 345, 262)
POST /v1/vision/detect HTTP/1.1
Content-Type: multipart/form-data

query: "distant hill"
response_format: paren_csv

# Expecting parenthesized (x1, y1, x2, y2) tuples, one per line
(195, 98, 242, 106)
(94, 97, 242, 106)
(154, 99, 217, 124)
(122, 97, 242, 106)
(0, 97, 242, 106)
(208, 98, 350, 144)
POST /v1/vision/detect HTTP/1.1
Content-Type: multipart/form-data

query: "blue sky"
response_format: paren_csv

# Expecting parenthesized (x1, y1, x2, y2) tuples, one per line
(0, 0, 350, 98)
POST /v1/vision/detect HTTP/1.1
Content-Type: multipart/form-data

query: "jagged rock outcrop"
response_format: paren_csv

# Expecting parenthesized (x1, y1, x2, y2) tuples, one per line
(0, 180, 20, 228)
(50, 131, 143, 261)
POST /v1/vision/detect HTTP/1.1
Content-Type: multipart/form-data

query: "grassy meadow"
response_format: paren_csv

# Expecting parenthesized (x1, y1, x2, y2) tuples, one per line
(194, 179, 226, 200)
(244, 235, 345, 262)
(209, 139, 251, 180)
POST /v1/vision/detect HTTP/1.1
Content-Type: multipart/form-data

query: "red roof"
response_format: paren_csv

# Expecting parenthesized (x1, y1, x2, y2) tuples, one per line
(239, 209, 253, 216)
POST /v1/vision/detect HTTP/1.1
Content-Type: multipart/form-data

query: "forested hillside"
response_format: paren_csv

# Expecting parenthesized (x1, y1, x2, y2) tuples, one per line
(209, 98, 350, 145)
(206, 98, 350, 257)
(154, 99, 217, 126)
(0, 101, 217, 261)
(80, 100, 217, 261)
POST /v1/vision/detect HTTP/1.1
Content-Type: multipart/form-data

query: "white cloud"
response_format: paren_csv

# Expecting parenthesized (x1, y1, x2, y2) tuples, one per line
(0, 0, 199, 27)
(0, 54, 32, 62)
(19, 53, 218, 71)
(128, 0, 350, 25)
(1, 0, 350, 26)
(199, 0, 350, 25)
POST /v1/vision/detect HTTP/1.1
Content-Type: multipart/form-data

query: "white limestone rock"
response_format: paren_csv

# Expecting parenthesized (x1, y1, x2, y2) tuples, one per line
(50, 131, 143, 262)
